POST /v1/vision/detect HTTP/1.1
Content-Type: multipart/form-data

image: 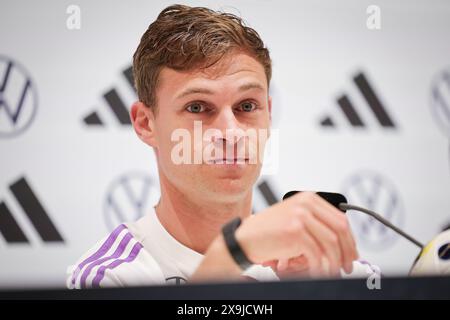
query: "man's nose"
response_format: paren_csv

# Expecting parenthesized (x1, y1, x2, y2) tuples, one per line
(211, 108, 242, 145)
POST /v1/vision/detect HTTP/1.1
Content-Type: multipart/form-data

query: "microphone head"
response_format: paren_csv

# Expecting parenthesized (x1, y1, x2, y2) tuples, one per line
(410, 229, 450, 275)
(283, 191, 348, 212)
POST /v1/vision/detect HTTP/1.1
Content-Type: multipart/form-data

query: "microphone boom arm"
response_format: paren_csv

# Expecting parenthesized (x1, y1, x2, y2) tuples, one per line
(339, 203, 424, 249)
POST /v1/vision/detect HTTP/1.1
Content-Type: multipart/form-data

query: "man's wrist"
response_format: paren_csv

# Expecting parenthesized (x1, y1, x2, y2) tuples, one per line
(234, 218, 260, 265)
(221, 217, 254, 271)
(205, 233, 245, 278)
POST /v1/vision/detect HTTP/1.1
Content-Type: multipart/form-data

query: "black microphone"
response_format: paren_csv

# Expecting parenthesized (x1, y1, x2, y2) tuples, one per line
(283, 190, 424, 249)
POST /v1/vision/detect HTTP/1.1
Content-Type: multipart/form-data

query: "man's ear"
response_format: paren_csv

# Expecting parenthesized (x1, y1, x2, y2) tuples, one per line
(130, 101, 158, 148)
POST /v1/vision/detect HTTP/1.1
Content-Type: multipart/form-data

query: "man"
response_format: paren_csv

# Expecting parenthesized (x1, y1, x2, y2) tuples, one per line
(67, 4, 373, 289)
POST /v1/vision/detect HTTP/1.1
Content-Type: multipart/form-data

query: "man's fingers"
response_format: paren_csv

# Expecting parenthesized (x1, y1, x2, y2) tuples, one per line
(277, 259, 289, 272)
(286, 255, 308, 268)
(305, 195, 358, 273)
(278, 256, 310, 278)
(321, 200, 358, 273)
(302, 212, 342, 276)
(296, 227, 325, 276)
(261, 260, 278, 270)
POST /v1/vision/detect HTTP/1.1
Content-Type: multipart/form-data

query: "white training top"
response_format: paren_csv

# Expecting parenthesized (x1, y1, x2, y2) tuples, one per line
(67, 206, 377, 289)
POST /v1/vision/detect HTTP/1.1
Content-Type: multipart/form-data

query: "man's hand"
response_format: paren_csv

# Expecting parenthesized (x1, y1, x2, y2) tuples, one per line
(236, 192, 358, 276)
(191, 192, 358, 281)
(262, 256, 311, 278)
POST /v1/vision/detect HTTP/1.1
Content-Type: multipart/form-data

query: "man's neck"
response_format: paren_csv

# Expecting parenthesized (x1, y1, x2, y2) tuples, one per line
(154, 177, 253, 255)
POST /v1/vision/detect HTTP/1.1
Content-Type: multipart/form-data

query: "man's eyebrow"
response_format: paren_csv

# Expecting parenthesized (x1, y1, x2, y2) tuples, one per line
(237, 82, 265, 92)
(175, 82, 265, 100)
(176, 87, 214, 99)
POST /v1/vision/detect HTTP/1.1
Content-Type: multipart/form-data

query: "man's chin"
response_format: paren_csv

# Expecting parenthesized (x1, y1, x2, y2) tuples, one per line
(206, 177, 255, 200)
(191, 164, 261, 200)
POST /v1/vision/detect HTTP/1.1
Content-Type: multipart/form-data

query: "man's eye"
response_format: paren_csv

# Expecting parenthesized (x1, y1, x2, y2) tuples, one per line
(239, 101, 256, 112)
(186, 103, 205, 113)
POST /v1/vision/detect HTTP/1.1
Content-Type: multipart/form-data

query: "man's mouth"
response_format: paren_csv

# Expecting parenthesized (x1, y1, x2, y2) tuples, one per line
(206, 158, 249, 164)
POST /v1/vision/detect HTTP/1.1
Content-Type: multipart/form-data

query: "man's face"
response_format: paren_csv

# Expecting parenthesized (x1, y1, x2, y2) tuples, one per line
(136, 51, 272, 203)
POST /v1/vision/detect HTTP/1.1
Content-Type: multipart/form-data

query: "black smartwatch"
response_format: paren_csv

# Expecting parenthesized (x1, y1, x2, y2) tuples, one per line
(221, 217, 253, 271)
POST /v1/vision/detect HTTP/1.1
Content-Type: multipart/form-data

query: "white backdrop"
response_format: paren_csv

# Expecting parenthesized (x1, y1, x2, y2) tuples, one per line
(1, 0, 449, 288)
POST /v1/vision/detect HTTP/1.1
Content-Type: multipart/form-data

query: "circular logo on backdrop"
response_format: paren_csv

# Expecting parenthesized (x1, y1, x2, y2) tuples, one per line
(430, 67, 450, 138)
(0, 55, 38, 138)
(103, 172, 160, 231)
(341, 171, 405, 250)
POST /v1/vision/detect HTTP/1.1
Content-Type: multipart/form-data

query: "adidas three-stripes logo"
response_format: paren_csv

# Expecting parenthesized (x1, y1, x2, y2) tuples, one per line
(0, 177, 64, 244)
(320, 72, 396, 129)
(83, 66, 135, 126)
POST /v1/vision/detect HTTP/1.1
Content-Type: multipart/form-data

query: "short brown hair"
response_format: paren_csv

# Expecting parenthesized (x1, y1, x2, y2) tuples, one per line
(132, 4, 272, 109)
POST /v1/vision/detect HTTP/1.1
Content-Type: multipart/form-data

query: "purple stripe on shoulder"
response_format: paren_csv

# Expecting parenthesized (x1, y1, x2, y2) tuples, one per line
(71, 224, 127, 286)
(80, 232, 133, 289)
(91, 242, 144, 288)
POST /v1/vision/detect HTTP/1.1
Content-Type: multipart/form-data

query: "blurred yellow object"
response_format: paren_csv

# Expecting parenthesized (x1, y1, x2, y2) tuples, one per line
(410, 230, 450, 275)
